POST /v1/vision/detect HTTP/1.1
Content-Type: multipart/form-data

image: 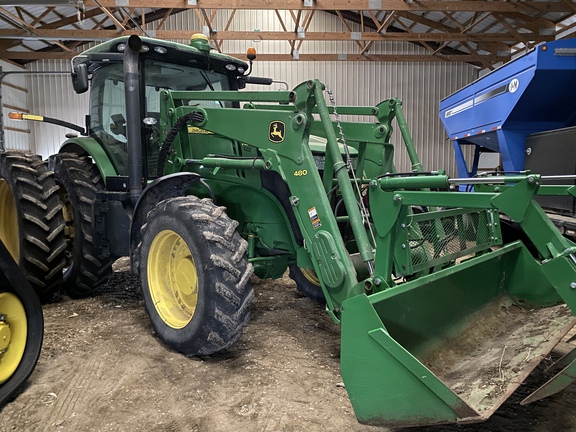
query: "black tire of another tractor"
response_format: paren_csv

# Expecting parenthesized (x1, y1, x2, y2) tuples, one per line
(288, 265, 326, 304)
(51, 153, 113, 298)
(0, 239, 44, 406)
(139, 196, 254, 356)
(0, 152, 66, 303)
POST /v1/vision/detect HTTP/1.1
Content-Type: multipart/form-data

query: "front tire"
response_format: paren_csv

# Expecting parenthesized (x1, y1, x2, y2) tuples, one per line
(139, 196, 254, 356)
(50, 153, 114, 298)
(0, 152, 66, 303)
(288, 265, 325, 303)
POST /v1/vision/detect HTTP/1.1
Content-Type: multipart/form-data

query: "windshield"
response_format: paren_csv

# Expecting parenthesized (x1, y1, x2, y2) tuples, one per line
(89, 59, 233, 176)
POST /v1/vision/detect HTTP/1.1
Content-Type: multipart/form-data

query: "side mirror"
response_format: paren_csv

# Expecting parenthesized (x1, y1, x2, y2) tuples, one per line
(72, 63, 89, 94)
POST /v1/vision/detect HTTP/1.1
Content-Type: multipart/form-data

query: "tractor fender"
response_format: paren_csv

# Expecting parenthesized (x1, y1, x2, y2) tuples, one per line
(55, 138, 118, 180)
(130, 172, 204, 275)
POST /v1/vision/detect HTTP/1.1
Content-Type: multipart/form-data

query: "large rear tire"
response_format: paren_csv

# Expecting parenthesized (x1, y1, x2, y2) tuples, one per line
(0, 239, 43, 406)
(288, 265, 325, 303)
(0, 152, 66, 303)
(50, 153, 114, 298)
(139, 196, 254, 356)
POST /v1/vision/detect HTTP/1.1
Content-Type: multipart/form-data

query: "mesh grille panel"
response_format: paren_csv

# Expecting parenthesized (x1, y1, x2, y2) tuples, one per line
(407, 210, 496, 269)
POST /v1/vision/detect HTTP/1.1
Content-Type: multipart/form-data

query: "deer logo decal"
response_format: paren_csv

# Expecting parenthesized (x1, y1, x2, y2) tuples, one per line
(269, 121, 285, 143)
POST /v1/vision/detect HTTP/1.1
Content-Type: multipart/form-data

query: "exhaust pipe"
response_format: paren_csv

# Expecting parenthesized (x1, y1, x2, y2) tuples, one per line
(124, 35, 143, 205)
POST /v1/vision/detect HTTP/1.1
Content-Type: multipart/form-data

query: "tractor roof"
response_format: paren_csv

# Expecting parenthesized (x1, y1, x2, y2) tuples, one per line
(73, 35, 249, 74)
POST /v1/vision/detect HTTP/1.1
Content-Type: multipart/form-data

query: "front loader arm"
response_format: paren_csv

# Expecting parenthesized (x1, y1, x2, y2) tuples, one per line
(369, 173, 576, 310)
(158, 80, 389, 318)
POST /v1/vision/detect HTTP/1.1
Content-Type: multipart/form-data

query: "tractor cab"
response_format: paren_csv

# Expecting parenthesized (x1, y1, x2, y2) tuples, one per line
(71, 34, 248, 180)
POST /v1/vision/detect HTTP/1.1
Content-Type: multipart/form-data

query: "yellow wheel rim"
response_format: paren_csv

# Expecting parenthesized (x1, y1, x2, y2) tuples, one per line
(147, 230, 198, 329)
(0, 292, 28, 384)
(300, 267, 320, 286)
(0, 179, 19, 261)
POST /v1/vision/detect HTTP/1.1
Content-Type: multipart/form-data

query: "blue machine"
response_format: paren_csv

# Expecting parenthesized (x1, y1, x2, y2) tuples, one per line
(439, 38, 576, 179)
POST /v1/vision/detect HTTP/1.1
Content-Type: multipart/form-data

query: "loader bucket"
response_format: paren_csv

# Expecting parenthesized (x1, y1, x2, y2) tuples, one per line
(341, 242, 576, 427)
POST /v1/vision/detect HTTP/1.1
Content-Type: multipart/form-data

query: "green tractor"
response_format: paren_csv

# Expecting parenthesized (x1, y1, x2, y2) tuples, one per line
(10, 33, 576, 427)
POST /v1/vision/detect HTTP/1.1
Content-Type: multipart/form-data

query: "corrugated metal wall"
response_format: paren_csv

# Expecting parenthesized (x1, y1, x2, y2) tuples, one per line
(1, 60, 30, 151)
(28, 60, 89, 157)
(28, 9, 477, 174)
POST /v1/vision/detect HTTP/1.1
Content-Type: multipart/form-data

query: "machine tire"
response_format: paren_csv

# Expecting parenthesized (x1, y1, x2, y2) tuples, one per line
(0, 152, 66, 303)
(288, 265, 325, 303)
(0, 239, 43, 406)
(51, 153, 113, 298)
(139, 196, 254, 356)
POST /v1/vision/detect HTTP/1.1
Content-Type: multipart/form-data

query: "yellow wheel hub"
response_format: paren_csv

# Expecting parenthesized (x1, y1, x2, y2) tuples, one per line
(0, 292, 28, 384)
(147, 230, 198, 329)
(301, 267, 320, 285)
(0, 179, 19, 261)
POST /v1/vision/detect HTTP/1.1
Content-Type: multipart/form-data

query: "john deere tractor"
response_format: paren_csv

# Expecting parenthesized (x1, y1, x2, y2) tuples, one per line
(9, 34, 576, 427)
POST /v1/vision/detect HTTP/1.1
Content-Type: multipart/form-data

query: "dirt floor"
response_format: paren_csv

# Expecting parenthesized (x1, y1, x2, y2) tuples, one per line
(2, 259, 576, 432)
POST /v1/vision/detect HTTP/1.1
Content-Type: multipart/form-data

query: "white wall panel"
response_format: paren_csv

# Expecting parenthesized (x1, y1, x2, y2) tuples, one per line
(1, 60, 30, 151)
(28, 60, 89, 158)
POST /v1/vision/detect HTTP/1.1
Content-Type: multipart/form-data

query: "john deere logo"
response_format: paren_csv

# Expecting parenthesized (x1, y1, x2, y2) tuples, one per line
(269, 121, 285, 143)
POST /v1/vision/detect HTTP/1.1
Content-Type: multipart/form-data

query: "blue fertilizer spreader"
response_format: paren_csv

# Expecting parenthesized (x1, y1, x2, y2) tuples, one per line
(439, 38, 576, 187)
